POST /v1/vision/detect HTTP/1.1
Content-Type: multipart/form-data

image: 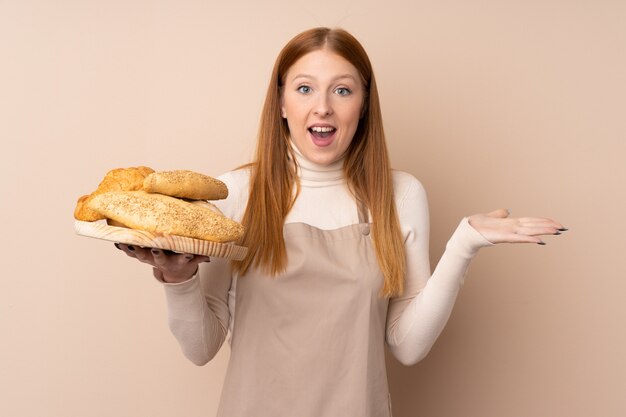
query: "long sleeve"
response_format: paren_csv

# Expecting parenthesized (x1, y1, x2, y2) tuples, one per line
(159, 169, 250, 365)
(385, 172, 493, 365)
(162, 257, 232, 365)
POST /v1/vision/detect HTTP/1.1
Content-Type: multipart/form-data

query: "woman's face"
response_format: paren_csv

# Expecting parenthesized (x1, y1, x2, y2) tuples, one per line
(281, 48, 365, 166)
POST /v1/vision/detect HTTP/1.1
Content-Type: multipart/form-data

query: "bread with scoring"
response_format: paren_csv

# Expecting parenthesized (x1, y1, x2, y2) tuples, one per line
(87, 190, 243, 243)
(142, 170, 228, 200)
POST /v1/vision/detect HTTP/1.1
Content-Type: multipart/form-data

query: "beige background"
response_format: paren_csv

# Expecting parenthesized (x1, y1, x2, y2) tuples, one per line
(1, 1, 624, 416)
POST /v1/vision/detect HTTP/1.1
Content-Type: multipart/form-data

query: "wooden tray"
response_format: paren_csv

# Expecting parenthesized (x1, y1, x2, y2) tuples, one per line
(75, 220, 248, 260)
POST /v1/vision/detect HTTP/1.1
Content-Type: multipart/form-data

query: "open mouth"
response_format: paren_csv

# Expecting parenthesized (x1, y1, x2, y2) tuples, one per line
(308, 126, 336, 139)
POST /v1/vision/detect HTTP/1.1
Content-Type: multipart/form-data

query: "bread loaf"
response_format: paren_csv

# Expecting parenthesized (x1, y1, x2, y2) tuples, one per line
(74, 194, 102, 222)
(142, 170, 228, 200)
(74, 166, 155, 221)
(87, 191, 243, 243)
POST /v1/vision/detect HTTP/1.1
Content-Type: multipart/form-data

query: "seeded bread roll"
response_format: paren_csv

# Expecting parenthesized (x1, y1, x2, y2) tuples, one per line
(142, 170, 228, 200)
(74, 166, 155, 221)
(87, 191, 243, 243)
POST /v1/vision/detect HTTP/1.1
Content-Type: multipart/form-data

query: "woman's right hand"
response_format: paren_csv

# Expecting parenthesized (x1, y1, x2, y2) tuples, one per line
(114, 243, 211, 284)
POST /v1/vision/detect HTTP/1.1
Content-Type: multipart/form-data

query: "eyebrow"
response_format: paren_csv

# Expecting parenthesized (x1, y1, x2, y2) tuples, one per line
(290, 73, 358, 83)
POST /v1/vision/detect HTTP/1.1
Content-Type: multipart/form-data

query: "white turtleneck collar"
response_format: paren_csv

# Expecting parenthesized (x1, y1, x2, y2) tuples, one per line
(291, 141, 346, 188)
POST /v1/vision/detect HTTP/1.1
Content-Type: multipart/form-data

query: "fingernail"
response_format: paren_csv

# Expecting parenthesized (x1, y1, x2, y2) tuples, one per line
(114, 243, 121, 250)
(537, 241, 547, 245)
(558, 228, 569, 232)
(151, 249, 161, 256)
(128, 245, 135, 251)
(554, 231, 562, 235)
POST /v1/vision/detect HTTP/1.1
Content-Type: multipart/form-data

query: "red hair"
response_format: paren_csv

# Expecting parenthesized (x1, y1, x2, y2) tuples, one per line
(234, 28, 405, 297)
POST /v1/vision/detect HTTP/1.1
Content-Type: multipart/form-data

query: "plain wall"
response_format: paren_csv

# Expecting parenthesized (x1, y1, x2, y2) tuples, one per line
(1, 1, 624, 416)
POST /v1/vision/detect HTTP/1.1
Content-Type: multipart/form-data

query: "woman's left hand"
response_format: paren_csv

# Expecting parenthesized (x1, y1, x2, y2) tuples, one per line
(468, 208, 566, 245)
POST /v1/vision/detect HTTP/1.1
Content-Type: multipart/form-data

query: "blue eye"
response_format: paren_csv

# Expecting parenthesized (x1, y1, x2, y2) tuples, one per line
(335, 87, 351, 96)
(297, 85, 312, 94)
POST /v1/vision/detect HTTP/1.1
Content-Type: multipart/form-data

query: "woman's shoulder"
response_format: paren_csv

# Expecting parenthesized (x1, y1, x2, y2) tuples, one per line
(390, 170, 429, 216)
(214, 166, 252, 221)
(218, 166, 252, 189)
(391, 170, 427, 199)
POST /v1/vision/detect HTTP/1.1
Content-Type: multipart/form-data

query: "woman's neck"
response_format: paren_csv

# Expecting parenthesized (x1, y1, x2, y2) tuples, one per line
(291, 141, 346, 188)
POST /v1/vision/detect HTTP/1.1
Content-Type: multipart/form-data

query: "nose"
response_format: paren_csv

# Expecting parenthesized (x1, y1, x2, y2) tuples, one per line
(314, 93, 333, 116)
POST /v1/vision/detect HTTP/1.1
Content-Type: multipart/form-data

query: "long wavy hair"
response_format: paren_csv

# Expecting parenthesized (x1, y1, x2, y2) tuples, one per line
(233, 27, 406, 297)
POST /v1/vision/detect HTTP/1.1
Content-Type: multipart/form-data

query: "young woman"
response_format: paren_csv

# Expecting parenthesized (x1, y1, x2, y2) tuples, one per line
(116, 27, 564, 417)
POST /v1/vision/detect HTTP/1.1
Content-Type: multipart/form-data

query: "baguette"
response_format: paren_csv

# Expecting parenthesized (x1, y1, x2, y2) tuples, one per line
(87, 191, 243, 243)
(142, 170, 228, 200)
